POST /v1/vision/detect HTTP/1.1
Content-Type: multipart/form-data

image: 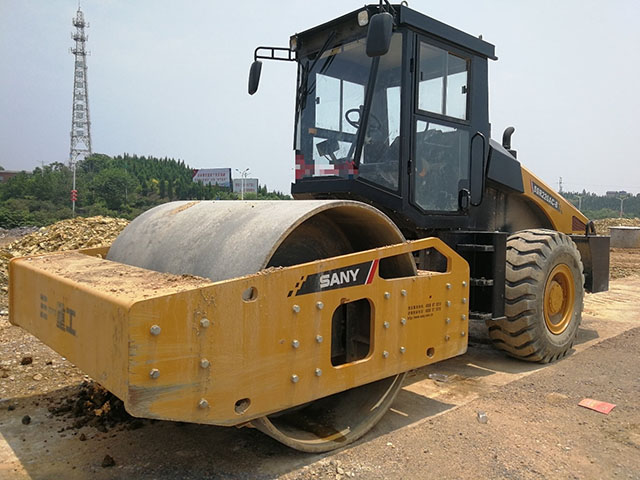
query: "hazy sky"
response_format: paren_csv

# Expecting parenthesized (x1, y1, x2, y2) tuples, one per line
(1, 0, 639, 194)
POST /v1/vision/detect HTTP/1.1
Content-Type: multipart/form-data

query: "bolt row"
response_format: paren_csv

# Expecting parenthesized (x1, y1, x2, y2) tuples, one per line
(444, 280, 468, 340)
(150, 319, 214, 411)
(148, 318, 212, 380)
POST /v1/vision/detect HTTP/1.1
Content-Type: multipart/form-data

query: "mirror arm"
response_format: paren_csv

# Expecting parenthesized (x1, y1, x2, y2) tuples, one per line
(249, 46, 297, 95)
(253, 46, 296, 63)
(353, 56, 381, 169)
(377, 0, 397, 16)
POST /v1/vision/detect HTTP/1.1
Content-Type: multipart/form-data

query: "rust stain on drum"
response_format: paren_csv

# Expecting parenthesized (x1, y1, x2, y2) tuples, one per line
(169, 201, 200, 216)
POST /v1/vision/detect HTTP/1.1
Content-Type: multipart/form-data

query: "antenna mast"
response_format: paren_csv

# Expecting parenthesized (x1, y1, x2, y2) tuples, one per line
(69, 6, 92, 166)
(69, 6, 92, 214)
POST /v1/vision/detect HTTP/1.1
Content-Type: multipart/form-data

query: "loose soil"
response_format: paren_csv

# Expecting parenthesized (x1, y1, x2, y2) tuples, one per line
(610, 248, 640, 279)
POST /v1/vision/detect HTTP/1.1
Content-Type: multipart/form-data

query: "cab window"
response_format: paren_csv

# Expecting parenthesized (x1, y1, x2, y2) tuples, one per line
(413, 120, 469, 212)
(418, 42, 468, 120)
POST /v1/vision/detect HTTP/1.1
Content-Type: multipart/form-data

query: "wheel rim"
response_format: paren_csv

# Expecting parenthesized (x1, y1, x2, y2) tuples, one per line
(543, 264, 575, 335)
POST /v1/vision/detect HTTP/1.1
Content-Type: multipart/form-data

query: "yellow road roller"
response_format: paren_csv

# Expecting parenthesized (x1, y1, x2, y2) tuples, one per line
(10, 3, 609, 452)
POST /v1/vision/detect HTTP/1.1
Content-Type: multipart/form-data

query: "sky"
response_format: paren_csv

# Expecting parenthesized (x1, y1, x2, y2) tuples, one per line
(1, 0, 639, 195)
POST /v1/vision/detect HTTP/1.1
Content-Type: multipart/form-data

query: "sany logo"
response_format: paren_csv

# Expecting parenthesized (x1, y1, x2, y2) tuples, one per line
(288, 260, 378, 297)
(319, 268, 360, 289)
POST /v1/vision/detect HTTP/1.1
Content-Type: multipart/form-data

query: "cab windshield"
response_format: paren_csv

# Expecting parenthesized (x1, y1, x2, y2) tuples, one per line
(295, 33, 403, 191)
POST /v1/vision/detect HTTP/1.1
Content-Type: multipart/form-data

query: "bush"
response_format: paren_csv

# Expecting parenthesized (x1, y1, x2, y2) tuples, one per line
(0, 207, 29, 228)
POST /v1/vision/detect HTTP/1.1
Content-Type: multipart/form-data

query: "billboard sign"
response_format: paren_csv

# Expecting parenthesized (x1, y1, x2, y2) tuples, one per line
(233, 178, 259, 194)
(192, 168, 232, 188)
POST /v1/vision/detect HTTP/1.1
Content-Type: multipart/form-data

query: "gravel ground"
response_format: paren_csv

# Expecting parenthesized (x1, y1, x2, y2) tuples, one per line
(281, 326, 639, 480)
(0, 221, 638, 479)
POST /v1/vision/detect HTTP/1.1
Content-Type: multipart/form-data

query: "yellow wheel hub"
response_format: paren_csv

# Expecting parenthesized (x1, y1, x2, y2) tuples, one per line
(543, 264, 575, 335)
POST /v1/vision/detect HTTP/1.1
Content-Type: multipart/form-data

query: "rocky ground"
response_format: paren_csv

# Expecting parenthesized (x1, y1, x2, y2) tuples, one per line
(0, 218, 638, 479)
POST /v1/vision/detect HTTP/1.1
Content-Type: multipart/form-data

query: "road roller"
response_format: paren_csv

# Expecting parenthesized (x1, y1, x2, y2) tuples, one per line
(9, 3, 609, 452)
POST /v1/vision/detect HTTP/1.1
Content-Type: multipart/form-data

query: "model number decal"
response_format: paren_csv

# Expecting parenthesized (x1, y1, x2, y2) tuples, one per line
(531, 180, 560, 211)
(407, 302, 442, 320)
(40, 294, 77, 336)
(288, 259, 378, 297)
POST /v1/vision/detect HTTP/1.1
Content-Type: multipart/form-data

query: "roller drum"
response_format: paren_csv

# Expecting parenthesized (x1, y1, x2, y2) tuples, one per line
(107, 199, 415, 452)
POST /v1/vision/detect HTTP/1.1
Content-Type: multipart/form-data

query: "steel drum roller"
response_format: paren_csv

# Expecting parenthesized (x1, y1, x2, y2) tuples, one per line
(108, 199, 415, 452)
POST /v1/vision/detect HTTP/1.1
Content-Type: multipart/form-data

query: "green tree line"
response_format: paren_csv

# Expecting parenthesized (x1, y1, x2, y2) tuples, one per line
(1, 155, 636, 228)
(562, 191, 640, 219)
(0, 154, 289, 228)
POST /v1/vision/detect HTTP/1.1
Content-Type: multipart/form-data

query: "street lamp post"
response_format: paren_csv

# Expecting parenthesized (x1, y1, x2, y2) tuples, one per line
(235, 168, 250, 200)
(618, 195, 628, 218)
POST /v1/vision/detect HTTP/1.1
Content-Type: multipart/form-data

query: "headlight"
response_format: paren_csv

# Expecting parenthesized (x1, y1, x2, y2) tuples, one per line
(357, 10, 369, 27)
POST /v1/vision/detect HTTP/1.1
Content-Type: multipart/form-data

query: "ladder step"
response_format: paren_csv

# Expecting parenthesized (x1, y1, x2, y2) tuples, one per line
(470, 311, 493, 321)
(457, 243, 495, 253)
(470, 278, 494, 287)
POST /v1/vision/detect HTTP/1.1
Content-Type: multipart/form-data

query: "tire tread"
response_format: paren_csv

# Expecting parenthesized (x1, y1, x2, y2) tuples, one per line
(488, 229, 584, 363)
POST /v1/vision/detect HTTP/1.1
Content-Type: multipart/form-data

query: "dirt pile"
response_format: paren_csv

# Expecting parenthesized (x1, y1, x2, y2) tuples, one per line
(0, 226, 39, 240)
(593, 217, 640, 235)
(0, 216, 129, 294)
(49, 380, 144, 433)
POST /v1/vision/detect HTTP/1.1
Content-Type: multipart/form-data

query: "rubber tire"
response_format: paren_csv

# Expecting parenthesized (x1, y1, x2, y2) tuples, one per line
(488, 229, 585, 363)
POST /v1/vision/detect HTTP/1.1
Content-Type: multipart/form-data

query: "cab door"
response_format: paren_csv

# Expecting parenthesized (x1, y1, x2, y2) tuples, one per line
(410, 37, 482, 214)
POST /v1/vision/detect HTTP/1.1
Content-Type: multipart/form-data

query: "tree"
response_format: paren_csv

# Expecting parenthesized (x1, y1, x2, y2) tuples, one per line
(80, 154, 112, 174)
(167, 178, 174, 201)
(90, 168, 139, 210)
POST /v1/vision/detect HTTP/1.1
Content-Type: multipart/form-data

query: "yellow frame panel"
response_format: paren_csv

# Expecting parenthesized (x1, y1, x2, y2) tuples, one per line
(521, 166, 589, 233)
(10, 238, 469, 426)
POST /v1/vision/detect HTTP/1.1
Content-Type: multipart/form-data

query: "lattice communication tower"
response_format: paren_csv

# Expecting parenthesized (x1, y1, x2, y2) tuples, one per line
(69, 7, 92, 166)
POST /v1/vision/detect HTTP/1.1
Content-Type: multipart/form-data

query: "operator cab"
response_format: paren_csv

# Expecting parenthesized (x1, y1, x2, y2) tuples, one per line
(250, 3, 497, 232)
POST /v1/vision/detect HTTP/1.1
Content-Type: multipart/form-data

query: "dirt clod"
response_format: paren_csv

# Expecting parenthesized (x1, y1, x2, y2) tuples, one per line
(20, 356, 32, 365)
(50, 381, 141, 433)
(101, 454, 116, 468)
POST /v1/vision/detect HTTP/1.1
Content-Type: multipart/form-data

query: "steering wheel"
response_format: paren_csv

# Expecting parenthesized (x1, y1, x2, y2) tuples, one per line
(345, 108, 382, 131)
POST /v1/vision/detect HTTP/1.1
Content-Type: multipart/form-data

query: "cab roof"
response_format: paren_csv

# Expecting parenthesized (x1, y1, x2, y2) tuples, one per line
(295, 4, 497, 60)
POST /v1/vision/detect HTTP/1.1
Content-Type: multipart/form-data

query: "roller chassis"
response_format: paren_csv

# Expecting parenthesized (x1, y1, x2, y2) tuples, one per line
(10, 235, 468, 448)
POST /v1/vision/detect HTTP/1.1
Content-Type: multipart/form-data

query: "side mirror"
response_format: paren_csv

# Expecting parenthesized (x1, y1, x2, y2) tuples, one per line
(366, 12, 393, 57)
(248, 61, 263, 95)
